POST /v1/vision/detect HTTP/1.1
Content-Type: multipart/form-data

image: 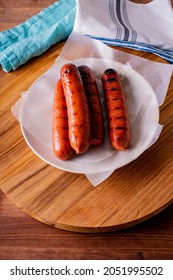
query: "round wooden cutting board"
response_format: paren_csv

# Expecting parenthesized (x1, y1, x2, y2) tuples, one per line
(1, 45, 173, 233)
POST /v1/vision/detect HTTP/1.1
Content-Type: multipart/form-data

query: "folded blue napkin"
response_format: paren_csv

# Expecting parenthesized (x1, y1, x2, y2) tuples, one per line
(0, 0, 75, 72)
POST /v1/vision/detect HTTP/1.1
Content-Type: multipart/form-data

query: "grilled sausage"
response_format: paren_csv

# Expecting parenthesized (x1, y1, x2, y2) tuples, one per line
(78, 65, 104, 145)
(52, 79, 73, 160)
(101, 68, 130, 150)
(60, 63, 91, 154)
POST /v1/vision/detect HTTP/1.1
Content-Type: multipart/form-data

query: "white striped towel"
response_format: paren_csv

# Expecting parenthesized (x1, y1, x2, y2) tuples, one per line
(74, 0, 173, 63)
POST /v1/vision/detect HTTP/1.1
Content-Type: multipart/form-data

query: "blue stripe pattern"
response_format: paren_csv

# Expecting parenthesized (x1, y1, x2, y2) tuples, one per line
(109, 0, 137, 43)
(87, 35, 173, 64)
(109, 0, 122, 40)
(116, 0, 129, 41)
(122, 0, 137, 42)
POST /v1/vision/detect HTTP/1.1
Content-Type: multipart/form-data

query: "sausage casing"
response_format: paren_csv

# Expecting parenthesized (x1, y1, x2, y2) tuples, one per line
(102, 68, 130, 150)
(52, 79, 73, 160)
(78, 65, 104, 145)
(60, 63, 91, 154)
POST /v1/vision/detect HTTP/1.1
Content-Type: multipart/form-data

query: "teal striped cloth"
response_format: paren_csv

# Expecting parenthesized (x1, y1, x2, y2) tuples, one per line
(0, 0, 75, 72)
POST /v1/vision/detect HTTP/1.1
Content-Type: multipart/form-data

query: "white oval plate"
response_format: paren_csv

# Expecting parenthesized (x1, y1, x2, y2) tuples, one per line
(20, 58, 159, 174)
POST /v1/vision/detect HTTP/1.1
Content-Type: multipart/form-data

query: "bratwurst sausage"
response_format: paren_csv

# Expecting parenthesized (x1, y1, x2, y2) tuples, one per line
(52, 79, 73, 160)
(60, 63, 91, 154)
(78, 65, 104, 145)
(101, 68, 130, 150)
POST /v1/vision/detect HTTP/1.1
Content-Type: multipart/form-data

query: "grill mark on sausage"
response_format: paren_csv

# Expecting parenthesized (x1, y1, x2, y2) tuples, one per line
(109, 88, 121, 91)
(105, 77, 118, 83)
(110, 116, 127, 120)
(111, 127, 128, 130)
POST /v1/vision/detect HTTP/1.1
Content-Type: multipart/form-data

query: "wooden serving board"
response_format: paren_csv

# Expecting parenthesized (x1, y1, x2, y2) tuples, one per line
(1, 45, 173, 233)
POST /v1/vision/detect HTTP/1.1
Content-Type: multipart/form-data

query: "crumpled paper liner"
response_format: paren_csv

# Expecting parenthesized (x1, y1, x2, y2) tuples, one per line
(12, 32, 173, 186)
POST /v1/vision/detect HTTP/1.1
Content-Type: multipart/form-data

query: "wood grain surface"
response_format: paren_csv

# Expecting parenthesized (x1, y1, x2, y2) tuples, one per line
(0, 0, 173, 259)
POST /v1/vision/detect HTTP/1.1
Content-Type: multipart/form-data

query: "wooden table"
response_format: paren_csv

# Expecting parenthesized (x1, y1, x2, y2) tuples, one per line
(0, 0, 173, 260)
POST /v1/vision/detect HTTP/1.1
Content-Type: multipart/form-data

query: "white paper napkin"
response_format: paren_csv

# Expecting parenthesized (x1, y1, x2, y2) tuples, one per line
(11, 32, 173, 187)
